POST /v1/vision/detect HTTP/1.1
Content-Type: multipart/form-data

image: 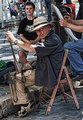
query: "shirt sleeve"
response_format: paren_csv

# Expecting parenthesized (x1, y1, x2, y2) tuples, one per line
(35, 41, 60, 58)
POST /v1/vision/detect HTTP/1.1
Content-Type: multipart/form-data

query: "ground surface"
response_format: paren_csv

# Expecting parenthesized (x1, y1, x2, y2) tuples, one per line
(1, 88, 83, 120)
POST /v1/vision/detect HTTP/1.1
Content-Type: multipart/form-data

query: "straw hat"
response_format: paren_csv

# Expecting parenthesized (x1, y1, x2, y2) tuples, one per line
(32, 16, 53, 31)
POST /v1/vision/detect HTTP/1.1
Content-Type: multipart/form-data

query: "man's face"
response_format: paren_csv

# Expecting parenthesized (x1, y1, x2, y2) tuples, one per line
(36, 25, 50, 39)
(25, 5, 35, 16)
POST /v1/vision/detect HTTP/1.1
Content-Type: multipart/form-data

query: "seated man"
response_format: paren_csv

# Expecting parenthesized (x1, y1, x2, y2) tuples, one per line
(59, 16, 83, 87)
(6, 16, 64, 117)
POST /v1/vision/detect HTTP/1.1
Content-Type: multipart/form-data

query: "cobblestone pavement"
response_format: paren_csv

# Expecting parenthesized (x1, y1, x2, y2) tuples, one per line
(1, 88, 83, 120)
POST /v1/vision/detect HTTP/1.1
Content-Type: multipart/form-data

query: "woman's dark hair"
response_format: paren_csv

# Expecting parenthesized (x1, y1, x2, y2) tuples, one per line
(25, 1, 35, 9)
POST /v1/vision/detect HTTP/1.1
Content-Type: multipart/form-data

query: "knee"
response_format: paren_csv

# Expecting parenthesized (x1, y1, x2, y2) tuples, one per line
(64, 43, 69, 51)
(64, 42, 72, 50)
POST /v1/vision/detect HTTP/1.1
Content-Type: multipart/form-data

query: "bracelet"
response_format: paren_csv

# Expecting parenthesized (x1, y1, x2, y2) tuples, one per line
(14, 39, 18, 45)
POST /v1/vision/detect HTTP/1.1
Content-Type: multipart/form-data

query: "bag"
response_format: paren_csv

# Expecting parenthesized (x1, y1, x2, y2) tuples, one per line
(0, 61, 14, 85)
(0, 60, 7, 71)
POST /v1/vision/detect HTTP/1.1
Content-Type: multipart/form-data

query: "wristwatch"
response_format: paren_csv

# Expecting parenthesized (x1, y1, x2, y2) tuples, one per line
(14, 39, 18, 45)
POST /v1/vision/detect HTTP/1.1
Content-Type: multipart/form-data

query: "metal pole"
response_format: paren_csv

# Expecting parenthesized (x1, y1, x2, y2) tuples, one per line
(0, 2, 4, 28)
(4, 0, 8, 22)
(35, 0, 40, 16)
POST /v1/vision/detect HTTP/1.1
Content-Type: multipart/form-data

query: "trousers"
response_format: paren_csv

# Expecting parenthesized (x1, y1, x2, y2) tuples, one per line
(64, 39, 83, 75)
(45, 0, 51, 22)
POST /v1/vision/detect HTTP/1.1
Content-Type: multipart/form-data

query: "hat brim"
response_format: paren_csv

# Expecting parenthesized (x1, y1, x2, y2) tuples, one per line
(32, 22, 53, 32)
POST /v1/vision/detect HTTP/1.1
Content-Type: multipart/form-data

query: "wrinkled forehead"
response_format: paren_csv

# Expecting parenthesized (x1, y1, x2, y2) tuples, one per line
(36, 25, 49, 31)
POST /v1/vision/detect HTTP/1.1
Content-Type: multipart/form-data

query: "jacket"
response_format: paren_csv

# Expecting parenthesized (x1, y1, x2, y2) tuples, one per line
(35, 29, 64, 88)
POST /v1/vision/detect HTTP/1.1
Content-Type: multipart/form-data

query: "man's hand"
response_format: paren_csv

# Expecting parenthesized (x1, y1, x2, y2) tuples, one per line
(59, 19, 69, 27)
(64, 15, 72, 23)
(6, 31, 16, 43)
(30, 40, 34, 44)
(30, 40, 38, 44)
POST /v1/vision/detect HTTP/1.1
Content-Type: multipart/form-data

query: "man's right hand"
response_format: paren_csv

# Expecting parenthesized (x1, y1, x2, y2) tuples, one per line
(59, 19, 69, 28)
(64, 15, 72, 23)
(6, 31, 16, 43)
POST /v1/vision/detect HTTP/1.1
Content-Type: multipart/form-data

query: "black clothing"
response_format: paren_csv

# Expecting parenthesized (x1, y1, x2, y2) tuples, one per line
(78, 0, 83, 3)
(65, 0, 72, 4)
(76, 0, 83, 20)
(75, 0, 83, 39)
(53, 2, 69, 44)
(35, 29, 64, 88)
(17, 17, 37, 40)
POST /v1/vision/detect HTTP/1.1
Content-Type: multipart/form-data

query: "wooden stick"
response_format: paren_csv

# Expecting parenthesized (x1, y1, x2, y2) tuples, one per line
(10, 42, 21, 73)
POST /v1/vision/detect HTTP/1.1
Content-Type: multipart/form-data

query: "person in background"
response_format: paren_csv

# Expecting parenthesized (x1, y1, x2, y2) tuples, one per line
(17, 1, 40, 69)
(76, 0, 83, 20)
(59, 17, 83, 88)
(75, 0, 83, 39)
(44, 0, 52, 22)
(6, 16, 64, 117)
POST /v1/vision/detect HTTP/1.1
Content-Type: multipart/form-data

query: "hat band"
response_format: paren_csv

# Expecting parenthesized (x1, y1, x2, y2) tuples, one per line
(34, 22, 48, 28)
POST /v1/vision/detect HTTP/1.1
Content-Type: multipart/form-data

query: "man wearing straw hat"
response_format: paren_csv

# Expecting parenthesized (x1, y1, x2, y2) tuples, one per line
(6, 16, 64, 117)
